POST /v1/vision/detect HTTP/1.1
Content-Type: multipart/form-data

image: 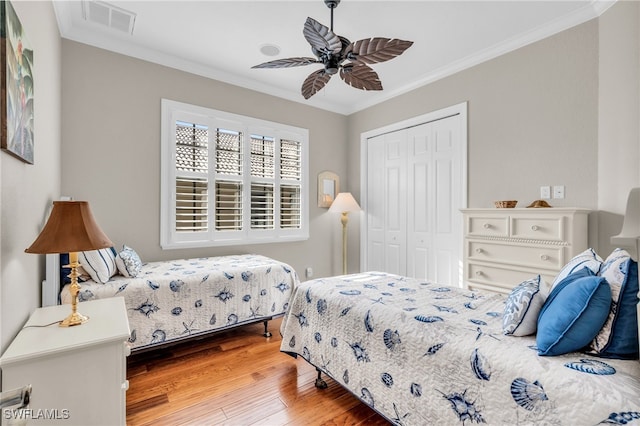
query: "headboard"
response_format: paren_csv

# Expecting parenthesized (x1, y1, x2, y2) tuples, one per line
(42, 253, 60, 307)
(609, 187, 640, 359)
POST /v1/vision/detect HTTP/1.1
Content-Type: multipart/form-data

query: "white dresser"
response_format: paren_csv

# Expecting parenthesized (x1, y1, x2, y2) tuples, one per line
(0, 298, 130, 425)
(461, 208, 590, 294)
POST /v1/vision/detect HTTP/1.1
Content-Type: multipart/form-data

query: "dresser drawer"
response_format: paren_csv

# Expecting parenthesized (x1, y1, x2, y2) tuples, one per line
(466, 262, 556, 293)
(510, 216, 564, 241)
(467, 216, 508, 237)
(467, 241, 564, 270)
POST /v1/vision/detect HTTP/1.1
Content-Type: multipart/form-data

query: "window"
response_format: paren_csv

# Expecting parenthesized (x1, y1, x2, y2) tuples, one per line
(161, 99, 308, 248)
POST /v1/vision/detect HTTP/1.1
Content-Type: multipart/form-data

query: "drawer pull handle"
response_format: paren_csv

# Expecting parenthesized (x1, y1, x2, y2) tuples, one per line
(531, 225, 539, 231)
(475, 271, 484, 276)
(540, 255, 549, 261)
(475, 248, 484, 254)
(483, 223, 491, 229)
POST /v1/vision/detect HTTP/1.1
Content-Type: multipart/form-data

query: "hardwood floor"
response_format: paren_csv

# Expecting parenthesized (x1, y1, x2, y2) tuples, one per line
(126, 317, 389, 425)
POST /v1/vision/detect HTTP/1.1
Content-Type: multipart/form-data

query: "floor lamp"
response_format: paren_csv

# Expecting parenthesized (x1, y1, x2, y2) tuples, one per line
(329, 192, 361, 275)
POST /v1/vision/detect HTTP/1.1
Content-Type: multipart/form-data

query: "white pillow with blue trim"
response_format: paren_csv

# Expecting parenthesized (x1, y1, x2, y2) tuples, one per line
(79, 247, 117, 284)
(503, 275, 547, 336)
(551, 248, 603, 291)
(116, 245, 142, 278)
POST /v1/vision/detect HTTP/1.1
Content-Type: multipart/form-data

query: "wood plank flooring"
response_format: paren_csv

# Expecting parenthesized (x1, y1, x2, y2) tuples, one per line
(126, 317, 389, 425)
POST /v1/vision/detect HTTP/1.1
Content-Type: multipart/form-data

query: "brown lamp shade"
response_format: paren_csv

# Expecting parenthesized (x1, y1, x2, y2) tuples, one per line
(25, 201, 113, 254)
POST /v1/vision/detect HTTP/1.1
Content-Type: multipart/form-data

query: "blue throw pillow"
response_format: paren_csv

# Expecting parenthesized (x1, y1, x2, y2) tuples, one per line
(537, 269, 611, 356)
(588, 249, 639, 359)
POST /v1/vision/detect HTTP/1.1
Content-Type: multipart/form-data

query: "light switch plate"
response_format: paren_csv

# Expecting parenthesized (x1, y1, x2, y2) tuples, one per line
(540, 186, 551, 199)
(553, 185, 565, 199)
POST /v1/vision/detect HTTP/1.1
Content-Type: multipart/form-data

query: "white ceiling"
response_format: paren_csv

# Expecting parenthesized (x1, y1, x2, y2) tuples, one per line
(52, 0, 614, 115)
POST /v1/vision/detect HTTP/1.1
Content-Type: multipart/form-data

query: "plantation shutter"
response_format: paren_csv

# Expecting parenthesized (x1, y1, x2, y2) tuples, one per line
(250, 135, 275, 230)
(175, 121, 209, 233)
(280, 139, 302, 229)
(162, 99, 308, 248)
(214, 129, 243, 231)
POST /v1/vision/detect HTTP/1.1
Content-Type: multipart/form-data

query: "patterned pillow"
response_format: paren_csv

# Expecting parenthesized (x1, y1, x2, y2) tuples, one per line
(537, 267, 611, 356)
(551, 248, 603, 291)
(588, 248, 639, 359)
(79, 247, 118, 284)
(502, 276, 547, 336)
(116, 245, 143, 278)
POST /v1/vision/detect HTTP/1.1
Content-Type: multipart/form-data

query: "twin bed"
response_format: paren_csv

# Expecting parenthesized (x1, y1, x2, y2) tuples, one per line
(49, 253, 298, 351)
(280, 271, 640, 425)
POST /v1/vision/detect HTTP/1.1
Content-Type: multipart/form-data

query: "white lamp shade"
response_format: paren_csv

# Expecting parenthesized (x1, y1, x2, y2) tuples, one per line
(329, 192, 361, 213)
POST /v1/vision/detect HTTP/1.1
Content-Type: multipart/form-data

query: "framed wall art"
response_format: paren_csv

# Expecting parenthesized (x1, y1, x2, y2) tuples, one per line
(1, 0, 34, 164)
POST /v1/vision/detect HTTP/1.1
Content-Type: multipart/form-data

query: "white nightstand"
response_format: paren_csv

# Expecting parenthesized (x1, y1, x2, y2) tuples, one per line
(0, 298, 131, 425)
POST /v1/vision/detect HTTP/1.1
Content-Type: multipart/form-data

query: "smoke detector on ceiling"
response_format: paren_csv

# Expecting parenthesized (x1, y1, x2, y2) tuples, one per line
(82, 1, 136, 35)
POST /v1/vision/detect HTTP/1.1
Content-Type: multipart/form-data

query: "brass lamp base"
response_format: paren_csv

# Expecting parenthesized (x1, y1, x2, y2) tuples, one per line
(59, 312, 89, 327)
(60, 252, 90, 327)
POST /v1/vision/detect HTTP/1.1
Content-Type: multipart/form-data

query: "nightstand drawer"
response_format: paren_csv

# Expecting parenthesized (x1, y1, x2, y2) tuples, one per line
(467, 241, 564, 270)
(511, 216, 564, 241)
(467, 216, 508, 237)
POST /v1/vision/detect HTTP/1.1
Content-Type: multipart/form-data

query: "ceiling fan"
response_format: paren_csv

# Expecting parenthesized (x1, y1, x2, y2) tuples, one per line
(252, 0, 413, 100)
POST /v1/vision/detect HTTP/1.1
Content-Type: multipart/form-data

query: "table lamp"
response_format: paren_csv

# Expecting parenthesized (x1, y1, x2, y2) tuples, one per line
(25, 201, 113, 326)
(329, 192, 361, 275)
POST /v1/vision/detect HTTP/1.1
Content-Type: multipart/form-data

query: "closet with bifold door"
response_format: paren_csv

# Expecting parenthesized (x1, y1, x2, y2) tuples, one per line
(364, 105, 466, 287)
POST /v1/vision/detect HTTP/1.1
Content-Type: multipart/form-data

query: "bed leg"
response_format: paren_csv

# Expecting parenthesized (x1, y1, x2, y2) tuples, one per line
(315, 368, 328, 389)
(262, 320, 272, 338)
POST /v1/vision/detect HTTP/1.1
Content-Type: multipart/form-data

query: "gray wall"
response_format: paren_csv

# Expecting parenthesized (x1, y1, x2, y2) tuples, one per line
(597, 0, 640, 256)
(348, 19, 599, 210)
(348, 5, 638, 259)
(1, 1, 61, 353)
(61, 41, 349, 283)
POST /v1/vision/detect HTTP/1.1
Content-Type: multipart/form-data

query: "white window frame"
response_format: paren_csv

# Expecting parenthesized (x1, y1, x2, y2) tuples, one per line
(161, 99, 309, 249)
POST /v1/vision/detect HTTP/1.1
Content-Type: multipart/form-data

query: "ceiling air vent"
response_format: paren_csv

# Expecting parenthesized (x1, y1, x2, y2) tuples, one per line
(82, 1, 136, 35)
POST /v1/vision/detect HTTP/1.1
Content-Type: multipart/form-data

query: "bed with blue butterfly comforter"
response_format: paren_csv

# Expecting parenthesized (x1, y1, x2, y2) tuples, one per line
(61, 254, 298, 351)
(280, 272, 640, 425)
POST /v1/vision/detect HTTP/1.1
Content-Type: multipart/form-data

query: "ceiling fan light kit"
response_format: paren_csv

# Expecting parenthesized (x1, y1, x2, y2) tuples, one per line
(252, 0, 413, 99)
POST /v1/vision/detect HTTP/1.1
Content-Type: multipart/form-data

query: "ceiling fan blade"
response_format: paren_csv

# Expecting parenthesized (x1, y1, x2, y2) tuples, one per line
(252, 57, 319, 69)
(301, 69, 332, 99)
(339, 63, 382, 91)
(346, 38, 414, 64)
(303, 17, 342, 55)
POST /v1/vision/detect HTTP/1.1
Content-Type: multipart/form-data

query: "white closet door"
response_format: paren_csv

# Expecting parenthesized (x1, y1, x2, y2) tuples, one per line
(366, 113, 463, 287)
(367, 135, 386, 272)
(384, 130, 408, 275)
(407, 123, 431, 280)
(366, 131, 408, 275)
(429, 116, 463, 286)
